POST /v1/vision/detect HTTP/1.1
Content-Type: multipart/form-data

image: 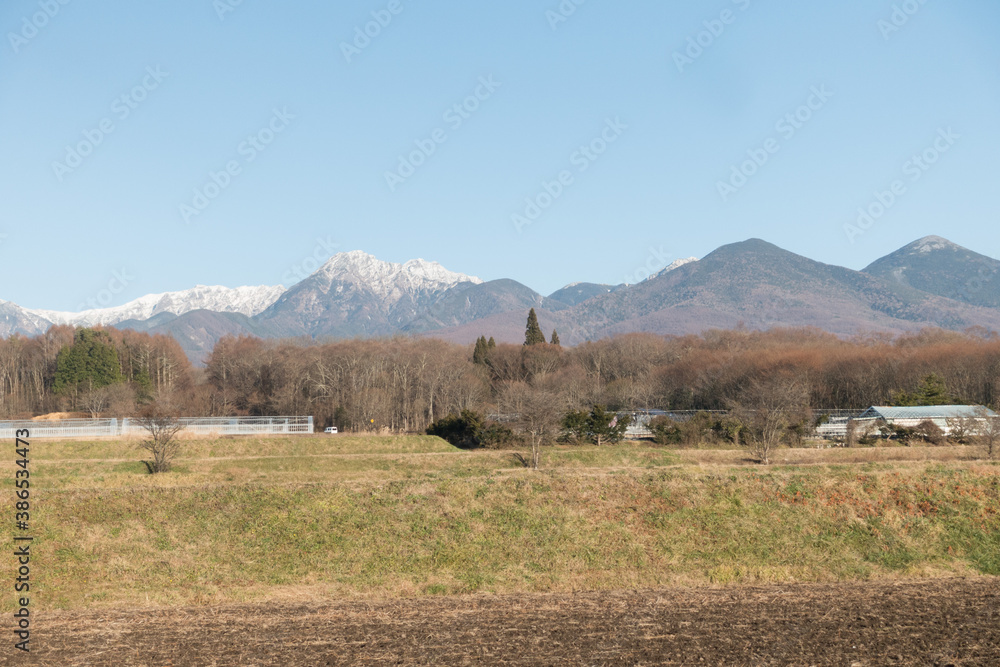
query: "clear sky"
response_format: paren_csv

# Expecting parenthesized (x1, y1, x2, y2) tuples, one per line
(2, 0, 999, 311)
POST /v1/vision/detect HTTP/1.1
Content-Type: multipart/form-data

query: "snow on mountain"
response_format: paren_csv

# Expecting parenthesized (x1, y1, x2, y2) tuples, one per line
(912, 235, 960, 254)
(29, 285, 286, 327)
(0, 300, 55, 337)
(315, 251, 482, 298)
(649, 257, 698, 280)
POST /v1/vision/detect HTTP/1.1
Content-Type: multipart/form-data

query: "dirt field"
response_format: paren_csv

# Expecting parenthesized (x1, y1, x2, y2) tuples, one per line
(13, 578, 999, 666)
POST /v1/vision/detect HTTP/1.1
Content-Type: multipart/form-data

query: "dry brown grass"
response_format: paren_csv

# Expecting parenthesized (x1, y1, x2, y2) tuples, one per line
(31, 411, 89, 420)
(7, 434, 998, 615)
(675, 444, 981, 467)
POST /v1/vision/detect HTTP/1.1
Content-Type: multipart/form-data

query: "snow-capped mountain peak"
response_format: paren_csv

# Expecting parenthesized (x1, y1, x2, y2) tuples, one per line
(28, 284, 286, 327)
(911, 235, 959, 254)
(318, 251, 482, 296)
(649, 257, 698, 280)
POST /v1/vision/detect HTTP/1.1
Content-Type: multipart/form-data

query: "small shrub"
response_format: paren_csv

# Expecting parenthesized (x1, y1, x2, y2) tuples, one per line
(426, 410, 518, 450)
(426, 410, 484, 449)
(559, 406, 630, 446)
(648, 416, 682, 445)
(913, 419, 946, 446)
(649, 412, 716, 448)
(479, 422, 520, 449)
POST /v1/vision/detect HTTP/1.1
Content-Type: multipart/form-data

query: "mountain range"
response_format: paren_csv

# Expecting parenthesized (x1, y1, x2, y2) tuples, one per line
(2, 236, 998, 363)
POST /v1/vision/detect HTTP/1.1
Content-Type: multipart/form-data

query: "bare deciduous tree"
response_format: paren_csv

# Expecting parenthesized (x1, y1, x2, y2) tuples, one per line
(971, 406, 1000, 460)
(507, 383, 562, 470)
(135, 404, 186, 473)
(729, 377, 810, 465)
(80, 383, 136, 418)
(80, 385, 111, 418)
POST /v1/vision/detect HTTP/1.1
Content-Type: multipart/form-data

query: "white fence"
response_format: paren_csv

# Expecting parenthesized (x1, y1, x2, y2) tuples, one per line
(0, 418, 121, 439)
(1, 416, 314, 439)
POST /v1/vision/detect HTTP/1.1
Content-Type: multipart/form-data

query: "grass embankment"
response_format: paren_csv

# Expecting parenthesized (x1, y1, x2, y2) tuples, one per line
(3, 436, 998, 611)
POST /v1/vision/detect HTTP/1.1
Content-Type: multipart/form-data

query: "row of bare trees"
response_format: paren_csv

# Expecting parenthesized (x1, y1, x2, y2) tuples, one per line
(3, 325, 1000, 435)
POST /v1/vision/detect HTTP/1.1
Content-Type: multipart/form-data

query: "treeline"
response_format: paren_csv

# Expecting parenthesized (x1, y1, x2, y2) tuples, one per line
(0, 326, 191, 417)
(2, 324, 1000, 431)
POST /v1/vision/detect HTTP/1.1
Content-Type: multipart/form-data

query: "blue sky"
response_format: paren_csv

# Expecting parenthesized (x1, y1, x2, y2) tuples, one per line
(2, 0, 999, 311)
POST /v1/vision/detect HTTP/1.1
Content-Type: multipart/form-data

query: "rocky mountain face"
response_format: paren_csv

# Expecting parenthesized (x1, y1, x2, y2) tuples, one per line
(3, 238, 1000, 362)
(0, 300, 54, 338)
(255, 251, 485, 337)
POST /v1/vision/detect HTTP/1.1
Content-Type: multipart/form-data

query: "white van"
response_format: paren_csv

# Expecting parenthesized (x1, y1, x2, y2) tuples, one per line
(324, 427, 338, 434)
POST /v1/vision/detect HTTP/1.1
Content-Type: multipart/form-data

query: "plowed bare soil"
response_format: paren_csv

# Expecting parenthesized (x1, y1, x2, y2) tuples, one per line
(12, 578, 999, 666)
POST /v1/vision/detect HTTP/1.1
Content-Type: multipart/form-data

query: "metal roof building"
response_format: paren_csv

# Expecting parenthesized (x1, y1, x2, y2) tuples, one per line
(855, 405, 997, 434)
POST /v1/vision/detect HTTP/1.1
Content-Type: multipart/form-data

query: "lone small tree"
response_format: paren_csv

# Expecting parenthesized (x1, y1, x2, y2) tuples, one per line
(524, 309, 546, 346)
(971, 406, 1000, 459)
(729, 377, 810, 465)
(507, 383, 561, 469)
(135, 403, 186, 473)
(550, 330, 561, 346)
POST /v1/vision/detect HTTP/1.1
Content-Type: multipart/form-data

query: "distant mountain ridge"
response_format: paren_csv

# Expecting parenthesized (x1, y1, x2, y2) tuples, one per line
(28, 284, 286, 327)
(863, 235, 1000, 309)
(429, 237, 1000, 345)
(2, 237, 999, 363)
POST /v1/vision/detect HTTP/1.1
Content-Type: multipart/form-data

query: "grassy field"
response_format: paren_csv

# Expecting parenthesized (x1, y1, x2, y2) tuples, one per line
(3, 435, 998, 612)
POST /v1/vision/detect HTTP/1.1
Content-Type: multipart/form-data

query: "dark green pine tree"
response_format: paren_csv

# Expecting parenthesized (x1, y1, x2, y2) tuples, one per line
(53, 328, 123, 394)
(487, 337, 496, 350)
(550, 330, 561, 346)
(893, 373, 955, 406)
(524, 308, 545, 346)
(472, 336, 489, 365)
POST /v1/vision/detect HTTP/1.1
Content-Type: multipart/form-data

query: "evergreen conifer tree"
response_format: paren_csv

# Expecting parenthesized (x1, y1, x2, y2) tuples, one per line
(473, 336, 489, 365)
(550, 330, 561, 346)
(524, 309, 545, 346)
(53, 328, 123, 395)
